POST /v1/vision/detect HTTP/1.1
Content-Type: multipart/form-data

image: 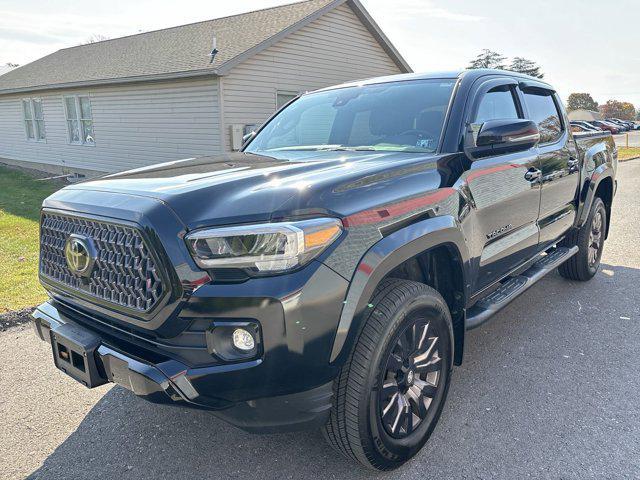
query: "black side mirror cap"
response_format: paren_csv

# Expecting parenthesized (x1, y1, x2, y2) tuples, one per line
(466, 119, 540, 159)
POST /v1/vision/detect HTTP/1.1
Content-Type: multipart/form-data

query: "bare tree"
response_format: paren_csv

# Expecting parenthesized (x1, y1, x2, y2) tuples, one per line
(4, 62, 19, 68)
(82, 34, 110, 45)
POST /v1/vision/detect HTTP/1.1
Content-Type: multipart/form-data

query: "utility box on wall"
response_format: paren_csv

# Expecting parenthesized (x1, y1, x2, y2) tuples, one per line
(230, 124, 245, 151)
(230, 124, 259, 150)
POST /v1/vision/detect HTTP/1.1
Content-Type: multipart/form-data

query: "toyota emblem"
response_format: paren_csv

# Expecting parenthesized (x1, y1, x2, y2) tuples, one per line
(64, 234, 96, 277)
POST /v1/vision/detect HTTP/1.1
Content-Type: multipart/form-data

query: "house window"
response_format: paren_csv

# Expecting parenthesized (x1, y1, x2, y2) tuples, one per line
(64, 95, 95, 145)
(276, 91, 298, 110)
(22, 98, 46, 141)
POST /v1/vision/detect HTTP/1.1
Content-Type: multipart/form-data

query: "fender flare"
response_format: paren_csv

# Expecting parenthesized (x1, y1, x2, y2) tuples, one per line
(577, 162, 615, 230)
(329, 215, 470, 363)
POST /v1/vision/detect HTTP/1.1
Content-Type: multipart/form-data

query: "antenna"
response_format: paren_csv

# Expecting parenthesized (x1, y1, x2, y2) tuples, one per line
(209, 36, 219, 63)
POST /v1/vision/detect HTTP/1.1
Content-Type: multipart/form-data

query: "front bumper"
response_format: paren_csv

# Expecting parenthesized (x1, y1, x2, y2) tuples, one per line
(32, 303, 335, 432)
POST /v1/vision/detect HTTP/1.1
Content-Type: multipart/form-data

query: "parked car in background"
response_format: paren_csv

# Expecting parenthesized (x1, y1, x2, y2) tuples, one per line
(617, 119, 634, 129)
(616, 119, 635, 130)
(581, 121, 605, 131)
(591, 120, 620, 134)
(606, 119, 630, 131)
(571, 123, 596, 133)
(607, 120, 630, 132)
(570, 121, 601, 132)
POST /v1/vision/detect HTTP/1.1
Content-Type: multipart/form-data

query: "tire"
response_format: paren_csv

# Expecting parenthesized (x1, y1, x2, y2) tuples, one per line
(559, 197, 607, 281)
(323, 278, 453, 470)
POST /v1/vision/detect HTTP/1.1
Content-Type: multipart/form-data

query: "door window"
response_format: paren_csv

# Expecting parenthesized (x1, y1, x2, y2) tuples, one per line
(473, 87, 520, 123)
(523, 90, 563, 144)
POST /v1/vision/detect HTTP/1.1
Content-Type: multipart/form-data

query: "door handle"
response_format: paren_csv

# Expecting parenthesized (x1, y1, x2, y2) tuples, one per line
(524, 168, 542, 182)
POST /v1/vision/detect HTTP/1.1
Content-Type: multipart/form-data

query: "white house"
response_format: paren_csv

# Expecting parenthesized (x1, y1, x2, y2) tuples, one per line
(0, 0, 410, 176)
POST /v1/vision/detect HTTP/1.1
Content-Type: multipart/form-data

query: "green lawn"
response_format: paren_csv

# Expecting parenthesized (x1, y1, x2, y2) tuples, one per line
(618, 147, 640, 162)
(0, 166, 61, 312)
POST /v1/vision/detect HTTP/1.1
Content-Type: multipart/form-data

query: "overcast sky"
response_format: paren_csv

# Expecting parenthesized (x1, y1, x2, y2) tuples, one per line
(2, 0, 639, 106)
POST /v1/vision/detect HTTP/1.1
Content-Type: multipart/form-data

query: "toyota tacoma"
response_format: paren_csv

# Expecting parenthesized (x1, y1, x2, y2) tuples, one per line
(32, 69, 617, 470)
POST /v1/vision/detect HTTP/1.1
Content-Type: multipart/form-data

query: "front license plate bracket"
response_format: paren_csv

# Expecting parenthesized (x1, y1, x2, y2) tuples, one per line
(50, 322, 107, 388)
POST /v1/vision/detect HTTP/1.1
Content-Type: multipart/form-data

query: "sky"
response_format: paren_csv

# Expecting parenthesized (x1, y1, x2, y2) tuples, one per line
(1, 0, 640, 107)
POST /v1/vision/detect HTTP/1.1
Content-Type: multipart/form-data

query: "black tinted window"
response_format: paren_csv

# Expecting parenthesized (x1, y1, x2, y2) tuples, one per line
(523, 91, 563, 143)
(474, 88, 519, 123)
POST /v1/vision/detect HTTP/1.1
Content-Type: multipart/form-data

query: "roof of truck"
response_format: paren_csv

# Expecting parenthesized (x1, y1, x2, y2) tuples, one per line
(313, 69, 553, 93)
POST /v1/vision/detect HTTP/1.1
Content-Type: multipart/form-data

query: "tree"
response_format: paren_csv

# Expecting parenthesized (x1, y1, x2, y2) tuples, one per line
(599, 100, 637, 120)
(468, 49, 507, 70)
(82, 34, 109, 45)
(508, 57, 544, 78)
(637, 110, 640, 121)
(4, 62, 19, 68)
(566, 93, 599, 112)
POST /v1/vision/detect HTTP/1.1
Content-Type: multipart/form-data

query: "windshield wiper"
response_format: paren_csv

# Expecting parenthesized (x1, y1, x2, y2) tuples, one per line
(316, 146, 377, 152)
(263, 145, 378, 153)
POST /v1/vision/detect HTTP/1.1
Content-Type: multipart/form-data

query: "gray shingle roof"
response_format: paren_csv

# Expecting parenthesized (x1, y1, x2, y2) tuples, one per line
(0, 0, 342, 94)
(0, 66, 15, 76)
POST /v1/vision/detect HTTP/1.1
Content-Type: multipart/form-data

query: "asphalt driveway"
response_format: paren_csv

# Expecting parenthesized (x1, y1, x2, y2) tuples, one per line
(2, 161, 639, 480)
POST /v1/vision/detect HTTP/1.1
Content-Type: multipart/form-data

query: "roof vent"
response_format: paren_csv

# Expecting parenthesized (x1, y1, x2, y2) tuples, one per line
(209, 36, 219, 63)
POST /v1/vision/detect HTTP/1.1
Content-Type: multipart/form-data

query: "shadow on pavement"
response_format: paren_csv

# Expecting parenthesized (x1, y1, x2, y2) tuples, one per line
(27, 264, 640, 479)
(27, 386, 377, 480)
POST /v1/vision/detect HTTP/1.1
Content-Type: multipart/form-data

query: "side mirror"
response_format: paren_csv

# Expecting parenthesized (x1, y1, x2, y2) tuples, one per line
(242, 131, 256, 146)
(466, 119, 540, 158)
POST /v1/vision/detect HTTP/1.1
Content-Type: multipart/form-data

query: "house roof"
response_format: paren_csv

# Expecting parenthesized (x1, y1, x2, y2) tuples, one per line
(0, 66, 15, 76)
(567, 109, 602, 121)
(0, 0, 411, 95)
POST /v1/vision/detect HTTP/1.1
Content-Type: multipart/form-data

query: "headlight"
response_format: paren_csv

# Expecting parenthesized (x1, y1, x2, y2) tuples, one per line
(185, 218, 342, 273)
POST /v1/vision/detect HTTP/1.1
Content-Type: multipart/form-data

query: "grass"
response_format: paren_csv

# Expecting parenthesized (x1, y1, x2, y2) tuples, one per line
(618, 147, 640, 162)
(0, 166, 61, 312)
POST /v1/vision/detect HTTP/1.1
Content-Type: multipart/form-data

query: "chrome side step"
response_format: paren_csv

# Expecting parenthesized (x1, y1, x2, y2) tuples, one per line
(465, 246, 579, 330)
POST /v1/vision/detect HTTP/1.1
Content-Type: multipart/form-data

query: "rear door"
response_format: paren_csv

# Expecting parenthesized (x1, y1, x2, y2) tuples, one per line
(462, 78, 543, 292)
(520, 84, 580, 247)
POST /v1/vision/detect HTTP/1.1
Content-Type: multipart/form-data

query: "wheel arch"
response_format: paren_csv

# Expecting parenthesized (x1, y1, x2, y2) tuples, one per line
(329, 215, 470, 365)
(594, 176, 613, 239)
(578, 168, 615, 239)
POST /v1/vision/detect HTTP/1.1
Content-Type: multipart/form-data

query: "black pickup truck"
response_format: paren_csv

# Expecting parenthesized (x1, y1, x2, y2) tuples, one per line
(32, 69, 616, 470)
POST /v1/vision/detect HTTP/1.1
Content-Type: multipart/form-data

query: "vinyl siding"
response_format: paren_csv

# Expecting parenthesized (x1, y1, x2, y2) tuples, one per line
(0, 77, 220, 173)
(221, 2, 403, 150)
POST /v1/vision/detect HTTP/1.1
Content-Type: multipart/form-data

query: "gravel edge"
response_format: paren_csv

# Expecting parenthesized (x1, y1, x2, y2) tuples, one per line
(0, 307, 35, 332)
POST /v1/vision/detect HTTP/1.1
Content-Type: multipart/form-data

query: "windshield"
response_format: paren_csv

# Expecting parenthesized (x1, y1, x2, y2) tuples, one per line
(245, 79, 456, 155)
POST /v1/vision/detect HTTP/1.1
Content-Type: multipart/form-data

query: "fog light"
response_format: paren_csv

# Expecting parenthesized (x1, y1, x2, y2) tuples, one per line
(232, 328, 255, 351)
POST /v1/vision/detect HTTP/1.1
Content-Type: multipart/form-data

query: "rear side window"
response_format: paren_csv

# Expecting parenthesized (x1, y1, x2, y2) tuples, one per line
(473, 87, 519, 123)
(523, 90, 563, 144)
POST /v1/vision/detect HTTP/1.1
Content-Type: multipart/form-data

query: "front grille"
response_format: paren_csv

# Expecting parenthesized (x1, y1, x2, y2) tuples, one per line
(40, 212, 166, 313)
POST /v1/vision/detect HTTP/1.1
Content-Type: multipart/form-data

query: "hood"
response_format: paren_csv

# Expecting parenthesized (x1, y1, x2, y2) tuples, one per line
(62, 151, 446, 230)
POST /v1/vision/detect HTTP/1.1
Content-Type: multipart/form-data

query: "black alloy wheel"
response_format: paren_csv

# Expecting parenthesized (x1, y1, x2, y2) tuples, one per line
(559, 196, 607, 281)
(587, 208, 604, 269)
(379, 318, 442, 438)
